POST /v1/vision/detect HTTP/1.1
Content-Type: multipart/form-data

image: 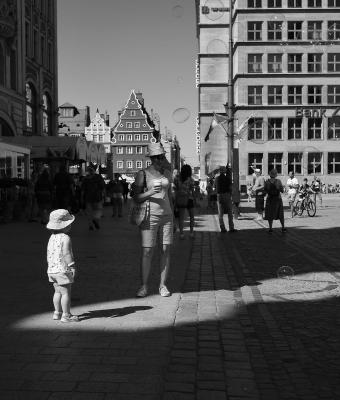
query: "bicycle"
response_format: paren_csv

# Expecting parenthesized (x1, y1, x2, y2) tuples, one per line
(294, 192, 316, 217)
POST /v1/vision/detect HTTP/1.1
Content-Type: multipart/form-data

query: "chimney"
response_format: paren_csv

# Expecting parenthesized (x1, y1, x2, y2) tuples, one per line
(105, 111, 110, 126)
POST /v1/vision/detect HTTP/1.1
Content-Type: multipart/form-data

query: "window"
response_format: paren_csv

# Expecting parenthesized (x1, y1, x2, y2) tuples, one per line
(134, 134, 140, 140)
(136, 161, 143, 169)
(117, 161, 123, 169)
(98, 136, 103, 142)
(328, 54, 340, 72)
(328, 0, 340, 6)
(248, 118, 263, 140)
(308, 153, 322, 174)
(288, 153, 303, 174)
(268, 54, 282, 73)
(42, 93, 51, 135)
(146, 160, 151, 167)
(307, 54, 322, 72)
(328, 116, 340, 138)
(33, 30, 38, 60)
(118, 134, 124, 141)
(308, 118, 322, 139)
(268, 118, 283, 139)
(247, 22, 262, 41)
(288, 21, 303, 40)
(248, 153, 263, 174)
(127, 134, 132, 141)
(40, 35, 45, 65)
(248, 86, 262, 105)
(288, 118, 302, 139)
(288, 54, 302, 72)
(134, 122, 140, 129)
(126, 122, 132, 128)
(117, 147, 123, 154)
(131, 111, 136, 116)
(328, 22, 340, 40)
(268, 0, 282, 6)
(288, 86, 302, 105)
(267, 22, 283, 40)
(127, 146, 133, 154)
(247, 0, 262, 7)
(307, 21, 322, 41)
(308, 0, 321, 6)
(268, 153, 283, 174)
(268, 86, 283, 105)
(136, 146, 143, 154)
(328, 85, 340, 104)
(93, 135, 98, 141)
(328, 153, 340, 173)
(142, 134, 148, 141)
(25, 82, 36, 132)
(25, 22, 30, 57)
(248, 54, 262, 72)
(288, 0, 302, 6)
(308, 86, 322, 104)
(0, 44, 4, 86)
(127, 160, 133, 169)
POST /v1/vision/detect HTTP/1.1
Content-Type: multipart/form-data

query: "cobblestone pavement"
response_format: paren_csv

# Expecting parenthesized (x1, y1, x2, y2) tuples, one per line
(1, 196, 340, 399)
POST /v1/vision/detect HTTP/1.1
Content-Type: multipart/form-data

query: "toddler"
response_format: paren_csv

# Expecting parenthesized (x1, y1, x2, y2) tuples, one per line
(46, 209, 79, 323)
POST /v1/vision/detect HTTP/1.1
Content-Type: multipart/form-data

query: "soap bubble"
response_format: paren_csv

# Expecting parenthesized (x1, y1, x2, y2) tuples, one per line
(172, 5, 184, 18)
(303, 146, 322, 174)
(172, 107, 191, 123)
(207, 65, 217, 78)
(206, 38, 228, 54)
(177, 76, 184, 84)
(277, 266, 294, 279)
(236, 112, 274, 144)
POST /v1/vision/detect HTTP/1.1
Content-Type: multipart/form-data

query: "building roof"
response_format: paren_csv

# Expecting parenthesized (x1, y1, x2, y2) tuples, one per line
(59, 102, 76, 108)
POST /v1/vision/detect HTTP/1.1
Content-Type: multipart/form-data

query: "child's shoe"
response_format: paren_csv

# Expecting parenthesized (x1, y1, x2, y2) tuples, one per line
(159, 285, 171, 297)
(60, 313, 80, 323)
(136, 285, 148, 298)
(53, 311, 62, 320)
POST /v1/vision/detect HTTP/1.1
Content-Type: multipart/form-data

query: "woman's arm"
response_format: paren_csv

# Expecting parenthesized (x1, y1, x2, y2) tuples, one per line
(133, 170, 157, 203)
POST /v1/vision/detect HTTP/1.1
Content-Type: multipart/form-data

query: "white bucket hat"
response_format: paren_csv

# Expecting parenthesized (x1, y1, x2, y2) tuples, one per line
(46, 209, 75, 230)
(147, 142, 166, 157)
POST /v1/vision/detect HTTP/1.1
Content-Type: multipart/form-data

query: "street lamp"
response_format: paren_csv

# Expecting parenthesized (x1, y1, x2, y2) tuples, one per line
(224, 0, 239, 199)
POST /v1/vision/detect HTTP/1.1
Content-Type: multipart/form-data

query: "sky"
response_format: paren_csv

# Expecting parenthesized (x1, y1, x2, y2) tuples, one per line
(57, 0, 199, 166)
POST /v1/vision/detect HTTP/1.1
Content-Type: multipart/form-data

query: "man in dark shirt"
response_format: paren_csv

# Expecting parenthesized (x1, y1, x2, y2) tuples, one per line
(214, 165, 236, 233)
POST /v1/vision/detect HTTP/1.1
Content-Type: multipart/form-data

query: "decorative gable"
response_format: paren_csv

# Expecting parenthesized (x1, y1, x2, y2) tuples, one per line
(114, 90, 155, 134)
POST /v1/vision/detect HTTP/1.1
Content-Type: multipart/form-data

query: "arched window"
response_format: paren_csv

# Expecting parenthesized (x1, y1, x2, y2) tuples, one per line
(42, 93, 51, 135)
(26, 82, 36, 132)
(0, 44, 5, 86)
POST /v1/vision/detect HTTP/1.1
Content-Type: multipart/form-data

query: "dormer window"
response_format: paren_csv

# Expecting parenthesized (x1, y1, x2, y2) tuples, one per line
(62, 108, 73, 117)
(131, 111, 136, 116)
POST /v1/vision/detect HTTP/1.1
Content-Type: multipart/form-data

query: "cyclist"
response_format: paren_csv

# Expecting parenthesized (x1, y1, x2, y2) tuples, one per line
(311, 176, 322, 207)
(287, 171, 299, 218)
(296, 178, 313, 214)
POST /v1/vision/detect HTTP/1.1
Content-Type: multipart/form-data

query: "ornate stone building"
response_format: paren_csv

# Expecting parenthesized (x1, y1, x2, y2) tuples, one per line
(84, 109, 111, 154)
(112, 90, 159, 177)
(0, 0, 58, 138)
(58, 103, 91, 138)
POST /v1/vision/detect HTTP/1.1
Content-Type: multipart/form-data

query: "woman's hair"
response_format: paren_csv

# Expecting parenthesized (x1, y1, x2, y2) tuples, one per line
(180, 164, 192, 182)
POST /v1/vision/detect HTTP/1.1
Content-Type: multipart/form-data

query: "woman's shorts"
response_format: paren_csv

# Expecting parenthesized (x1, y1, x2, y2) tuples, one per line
(140, 213, 173, 247)
(48, 272, 74, 285)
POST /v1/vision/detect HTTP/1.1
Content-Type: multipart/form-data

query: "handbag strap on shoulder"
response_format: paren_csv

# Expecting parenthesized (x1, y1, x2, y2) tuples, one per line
(143, 169, 147, 190)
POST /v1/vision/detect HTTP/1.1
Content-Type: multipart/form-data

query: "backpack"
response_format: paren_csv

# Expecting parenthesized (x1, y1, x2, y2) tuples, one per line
(267, 181, 280, 197)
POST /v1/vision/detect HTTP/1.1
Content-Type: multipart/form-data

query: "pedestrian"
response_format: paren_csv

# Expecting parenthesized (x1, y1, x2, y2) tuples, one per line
(264, 169, 286, 233)
(81, 166, 106, 231)
(252, 168, 265, 220)
(174, 164, 195, 239)
(46, 209, 79, 323)
(122, 179, 129, 203)
(133, 142, 173, 298)
(311, 175, 322, 207)
(107, 173, 124, 217)
(206, 178, 216, 211)
(215, 165, 237, 233)
(35, 168, 53, 225)
(287, 171, 299, 218)
(53, 165, 74, 210)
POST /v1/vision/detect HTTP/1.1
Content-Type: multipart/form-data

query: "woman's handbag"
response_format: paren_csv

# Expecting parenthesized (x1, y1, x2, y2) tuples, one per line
(128, 171, 150, 226)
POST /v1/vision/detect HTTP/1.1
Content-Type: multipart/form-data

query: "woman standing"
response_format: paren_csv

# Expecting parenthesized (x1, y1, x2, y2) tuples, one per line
(133, 142, 173, 298)
(174, 164, 195, 239)
(264, 169, 286, 233)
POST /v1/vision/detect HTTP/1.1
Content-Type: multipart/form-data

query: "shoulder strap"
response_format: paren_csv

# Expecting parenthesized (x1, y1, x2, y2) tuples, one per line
(143, 170, 147, 190)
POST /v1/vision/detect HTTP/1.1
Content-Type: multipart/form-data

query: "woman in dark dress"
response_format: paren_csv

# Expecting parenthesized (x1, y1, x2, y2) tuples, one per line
(264, 169, 286, 233)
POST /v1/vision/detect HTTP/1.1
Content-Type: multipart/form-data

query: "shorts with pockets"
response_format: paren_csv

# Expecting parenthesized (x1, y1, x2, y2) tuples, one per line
(48, 272, 74, 285)
(140, 213, 173, 247)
